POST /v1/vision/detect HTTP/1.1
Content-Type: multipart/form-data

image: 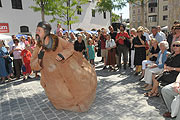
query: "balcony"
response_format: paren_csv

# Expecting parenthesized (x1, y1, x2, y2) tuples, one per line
(148, 2, 157, 7)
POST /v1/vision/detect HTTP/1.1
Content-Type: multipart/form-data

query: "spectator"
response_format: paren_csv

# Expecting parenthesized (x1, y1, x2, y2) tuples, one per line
(64, 32, 70, 41)
(171, 24, 180, 50)
(106, 34, 116, 71)
(97, 29, 102, 59)
(9, 39, 23, 80)
(133, 26, 146, 75)
(87, 39, 95, 67)
(150, 26, 164, 43)
(140, 38, 160, 80)
(161, 73, 180, 119)
(8, 35, 17, 50)
(115, 24, 130, 69)
(100, 29, 108, 69)
(130, 28, 137, 69)
(54, 23, 63, 35)
(146, 41, 180, 97)
(57, 31, 63, 38)
(21, 43, 32, 81)
(167, 26, 176, 51)
(143, 41, 168, 91)
(74, 34, 86, 55)
(30, 37, 37, 53)
(143, 27, 150, 41)
(0, 40, 11, 83)
(108, 26, 118, 67)
(157, 26, 167, 41)
(69, 32, 77, 44)
(27, 36, 32, 45)
(19, 36, 26, 49)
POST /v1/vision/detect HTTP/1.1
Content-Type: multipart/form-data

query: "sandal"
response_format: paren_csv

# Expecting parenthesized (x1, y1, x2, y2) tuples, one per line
(144, 91, 153, 97)
(149, 92, 160, 97)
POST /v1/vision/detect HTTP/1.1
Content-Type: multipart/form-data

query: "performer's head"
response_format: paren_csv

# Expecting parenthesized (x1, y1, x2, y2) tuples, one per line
(36, 21, 52, 47)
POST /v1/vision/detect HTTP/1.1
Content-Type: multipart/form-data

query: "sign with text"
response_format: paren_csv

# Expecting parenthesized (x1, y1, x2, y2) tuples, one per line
(0, 23, 9, 33)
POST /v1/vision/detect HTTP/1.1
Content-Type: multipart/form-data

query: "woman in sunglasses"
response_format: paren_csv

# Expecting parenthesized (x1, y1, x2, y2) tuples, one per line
(171, 24, 180, 51)
(145, 41, 180, 97)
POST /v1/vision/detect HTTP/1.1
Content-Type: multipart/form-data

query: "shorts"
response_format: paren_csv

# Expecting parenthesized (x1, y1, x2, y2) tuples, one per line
(101, 49, 108, 58)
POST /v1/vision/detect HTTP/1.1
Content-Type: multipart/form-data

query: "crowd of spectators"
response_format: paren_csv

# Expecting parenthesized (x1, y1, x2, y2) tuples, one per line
(0, 20, 180, 119)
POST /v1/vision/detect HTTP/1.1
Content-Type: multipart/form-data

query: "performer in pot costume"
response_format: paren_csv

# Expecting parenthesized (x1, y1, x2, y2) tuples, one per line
(30, 21, 97, 112)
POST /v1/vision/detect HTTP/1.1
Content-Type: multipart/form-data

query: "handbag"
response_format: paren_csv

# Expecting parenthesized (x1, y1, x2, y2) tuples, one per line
(156, 71, 178, 84)
(124, 38, 131, 48)
(145, 41, 149, 50)
(171, 95, 180, 117)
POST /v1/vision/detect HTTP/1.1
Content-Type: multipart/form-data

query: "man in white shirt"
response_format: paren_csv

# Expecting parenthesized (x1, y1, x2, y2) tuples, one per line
(157, 26, 167, 41)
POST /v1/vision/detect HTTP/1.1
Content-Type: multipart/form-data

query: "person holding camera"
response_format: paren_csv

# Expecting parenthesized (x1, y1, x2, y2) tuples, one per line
(115, 24, 130, 70)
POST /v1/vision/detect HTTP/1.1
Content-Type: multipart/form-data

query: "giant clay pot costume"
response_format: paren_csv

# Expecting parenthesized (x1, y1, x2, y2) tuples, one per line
(30, 22, 97, 112)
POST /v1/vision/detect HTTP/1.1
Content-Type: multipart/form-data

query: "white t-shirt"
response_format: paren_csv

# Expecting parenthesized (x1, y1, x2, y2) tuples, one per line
(159, 31, 167, 41)
(11, 45, 23, 59)
(105, 39, 116, 48)
(158, 53, 163, 65)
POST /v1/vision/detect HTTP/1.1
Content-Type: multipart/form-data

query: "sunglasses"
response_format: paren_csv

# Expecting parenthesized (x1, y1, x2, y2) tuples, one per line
(175, 27, 180, 30)
(173, 44, 180, 47)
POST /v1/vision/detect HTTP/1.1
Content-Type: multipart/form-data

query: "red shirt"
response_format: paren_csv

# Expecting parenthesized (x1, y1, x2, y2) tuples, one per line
(115, 32, 130, 45)
(21, 49, 32, 63)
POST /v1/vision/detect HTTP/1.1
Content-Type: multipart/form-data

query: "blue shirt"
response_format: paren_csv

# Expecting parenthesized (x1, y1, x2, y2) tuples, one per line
(150, 32, 164, 43)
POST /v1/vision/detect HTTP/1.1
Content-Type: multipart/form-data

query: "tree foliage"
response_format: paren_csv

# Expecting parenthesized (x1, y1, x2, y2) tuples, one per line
(31, 0, 88, 30)
(112, 12, 120, 22)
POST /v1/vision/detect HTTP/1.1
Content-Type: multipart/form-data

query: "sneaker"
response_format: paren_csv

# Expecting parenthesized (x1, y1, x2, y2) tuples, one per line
(103, 66, 107, 70)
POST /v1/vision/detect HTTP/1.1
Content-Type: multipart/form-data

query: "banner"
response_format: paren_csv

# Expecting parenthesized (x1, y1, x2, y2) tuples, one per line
(0, 23, 9, 33)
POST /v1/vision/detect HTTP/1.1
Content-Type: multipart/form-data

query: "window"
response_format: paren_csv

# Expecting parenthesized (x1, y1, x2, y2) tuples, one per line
(138, 15, 141, 22)
(163, 15, 168, 21)
(163, 5, 168, 11)
(0, 0, 2, 7)
(11, 0, 22, 9)
(148, 15, 157, 22)
(20, 26, 29, 33)
(92, 9, 95, 17)
(133, 10, 135, 14)
(103, 11, 106, 19)
(138, 9, 140, 14)
(133, 16, 136, 22)
(77, 6, 81, 15)
(149, 7, 155, 13)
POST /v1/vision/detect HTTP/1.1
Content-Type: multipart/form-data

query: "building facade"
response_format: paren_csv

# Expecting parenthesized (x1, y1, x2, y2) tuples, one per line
(129, 0, 169, 30)
(0, 0, 110, 36)
(168, 0, 180, 30)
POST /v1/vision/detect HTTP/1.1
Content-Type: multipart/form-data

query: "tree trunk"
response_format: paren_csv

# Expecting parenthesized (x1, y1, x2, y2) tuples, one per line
(41, 0, 45, 21)
(110, 10, 112, 25)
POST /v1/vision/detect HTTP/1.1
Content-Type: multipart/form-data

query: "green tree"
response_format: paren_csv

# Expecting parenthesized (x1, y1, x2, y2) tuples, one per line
(112, 12, 120, 22)
(31, 0, 88, 31)
(96, 0, 126, 24)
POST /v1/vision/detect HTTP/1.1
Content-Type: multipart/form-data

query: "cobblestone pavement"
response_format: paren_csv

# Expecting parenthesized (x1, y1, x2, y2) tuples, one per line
(0, 58, 174, 120)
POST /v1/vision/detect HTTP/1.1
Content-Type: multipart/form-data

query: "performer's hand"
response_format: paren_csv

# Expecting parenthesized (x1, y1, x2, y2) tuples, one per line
(56, 55, 63, 61)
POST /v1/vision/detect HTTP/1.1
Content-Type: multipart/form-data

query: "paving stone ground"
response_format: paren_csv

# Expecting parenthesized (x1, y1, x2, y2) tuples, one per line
(0, 57, 174, 120)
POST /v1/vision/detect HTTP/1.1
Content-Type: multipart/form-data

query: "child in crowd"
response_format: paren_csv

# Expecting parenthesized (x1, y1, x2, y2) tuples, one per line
(21, 42, 32, 81)
(87, 39, 95, 67)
